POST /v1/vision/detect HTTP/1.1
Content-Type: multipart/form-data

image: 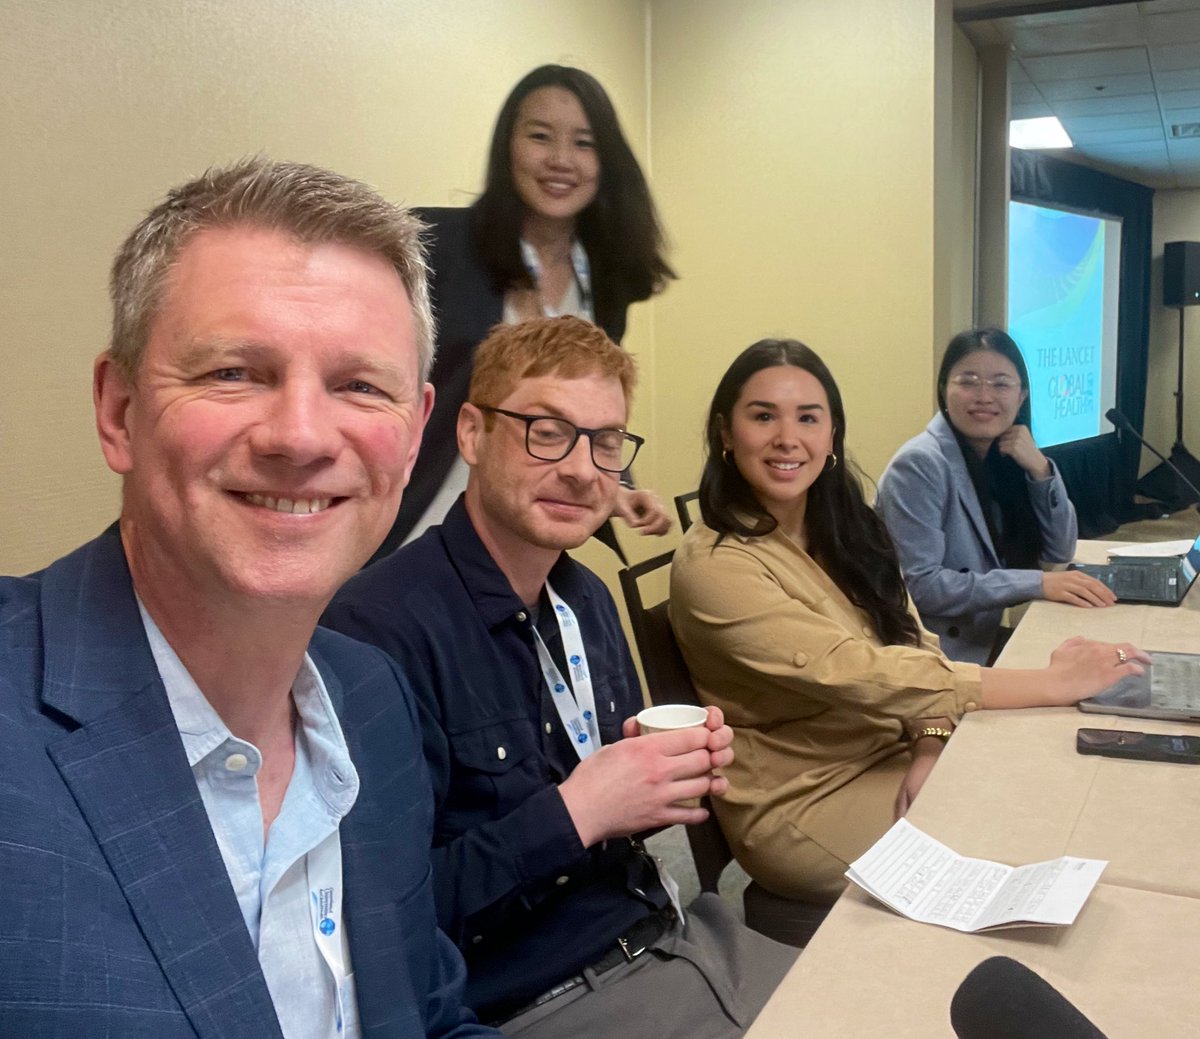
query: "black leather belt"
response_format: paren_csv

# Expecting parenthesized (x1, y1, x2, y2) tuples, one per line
(496, 906, 677, 1023)
(588, 904, 676, 974)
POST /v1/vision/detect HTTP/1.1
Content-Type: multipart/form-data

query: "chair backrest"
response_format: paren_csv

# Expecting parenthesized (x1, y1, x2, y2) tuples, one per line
(674, 490, 700, 533)
(617, 550, 733, 893)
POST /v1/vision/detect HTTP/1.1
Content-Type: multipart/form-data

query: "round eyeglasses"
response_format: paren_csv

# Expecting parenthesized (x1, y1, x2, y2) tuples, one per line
(473, 405, 644, 473)
(948, 374, 1021, 395)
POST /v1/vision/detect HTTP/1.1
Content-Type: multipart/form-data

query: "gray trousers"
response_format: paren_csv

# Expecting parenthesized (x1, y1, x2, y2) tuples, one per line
(499, 894, 797, 1039)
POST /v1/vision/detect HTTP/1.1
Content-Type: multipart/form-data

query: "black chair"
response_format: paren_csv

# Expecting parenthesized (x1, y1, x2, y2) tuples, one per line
(618, 549, 732, 893)
(618, 550, 831, 946)
(673, 491, 700, 533)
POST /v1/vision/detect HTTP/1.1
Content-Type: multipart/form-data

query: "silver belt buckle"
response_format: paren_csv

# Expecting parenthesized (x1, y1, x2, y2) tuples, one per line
(617, 935, 647, 963)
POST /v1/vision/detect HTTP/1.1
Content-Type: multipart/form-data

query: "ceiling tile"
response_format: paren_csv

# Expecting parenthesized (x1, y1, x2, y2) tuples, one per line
(1072, 126, 1164, 145)
(1142, 8, 1200, 44)
(1009, 11, 1143, 54)
(1023, 47, 1150, 81)
(1156, 68, 1200, 91)
(1051, 93, 1160, 116)
(1160, 89, 1200, 110)
(1039, 72, 1155, 100)
(1011, 81, 1043, 104)
(1013, 100, 1055, 119)
(1062, 111, 1163, 132)
(1149, 42, 1200, 71)
(1138, 1, 1200, 14)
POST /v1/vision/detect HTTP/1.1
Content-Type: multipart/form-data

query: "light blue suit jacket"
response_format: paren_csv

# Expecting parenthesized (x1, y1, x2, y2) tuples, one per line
(0, 530, 495, 1039)
(876, 413, 1077, 664)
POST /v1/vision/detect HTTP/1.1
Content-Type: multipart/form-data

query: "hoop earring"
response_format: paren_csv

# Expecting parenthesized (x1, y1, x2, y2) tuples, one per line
(722, 449, 734, 465)
(826, 452, 838, 471)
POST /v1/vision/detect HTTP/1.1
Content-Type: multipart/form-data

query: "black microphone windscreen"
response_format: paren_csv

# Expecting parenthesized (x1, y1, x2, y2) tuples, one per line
(950, 957, 1108, 1039)
(1105, 408, 1131, 432)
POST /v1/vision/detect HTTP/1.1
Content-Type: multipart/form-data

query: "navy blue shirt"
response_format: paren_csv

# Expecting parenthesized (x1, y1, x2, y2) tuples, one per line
(323, 499, 666, 1020)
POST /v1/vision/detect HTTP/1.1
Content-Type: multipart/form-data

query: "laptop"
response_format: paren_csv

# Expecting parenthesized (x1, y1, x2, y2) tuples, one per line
(1079, 651, 1200, 723)
(1068, 534, 1200, 606)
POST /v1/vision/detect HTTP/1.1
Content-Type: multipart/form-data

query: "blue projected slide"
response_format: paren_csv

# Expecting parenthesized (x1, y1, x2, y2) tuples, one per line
(1007, 200, 1121, 448)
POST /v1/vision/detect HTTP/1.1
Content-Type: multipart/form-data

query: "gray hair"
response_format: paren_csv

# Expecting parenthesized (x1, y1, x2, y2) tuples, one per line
(108, 157, 434, 381)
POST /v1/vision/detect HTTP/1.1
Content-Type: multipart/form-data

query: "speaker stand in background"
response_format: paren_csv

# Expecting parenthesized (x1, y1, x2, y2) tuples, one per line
(1138, 305, 1200, 509)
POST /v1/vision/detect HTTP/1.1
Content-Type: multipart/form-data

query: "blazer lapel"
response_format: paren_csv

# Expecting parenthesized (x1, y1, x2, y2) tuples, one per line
(40, 535, 283, 1039)
(327, 649, 423, 1037)
(929, 414, 1002, 568)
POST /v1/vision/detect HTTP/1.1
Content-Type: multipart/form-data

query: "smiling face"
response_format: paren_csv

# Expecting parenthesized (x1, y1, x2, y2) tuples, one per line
(722, 365, 835, 535)
(94, 224, 433, 613)
(461, 371, 625, 556)
(942, 349, 1028, 455)
(510, 85, 600, 230)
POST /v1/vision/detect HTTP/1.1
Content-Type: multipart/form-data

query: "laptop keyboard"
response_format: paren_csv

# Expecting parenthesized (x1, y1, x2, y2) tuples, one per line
(1111, 565, 1176, 601)
(1150, 654, 1200, 710)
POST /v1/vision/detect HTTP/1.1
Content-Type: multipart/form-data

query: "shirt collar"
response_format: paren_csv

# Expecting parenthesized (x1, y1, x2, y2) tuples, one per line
(136, 598, 359, 814)
(437, 497, 592, 628)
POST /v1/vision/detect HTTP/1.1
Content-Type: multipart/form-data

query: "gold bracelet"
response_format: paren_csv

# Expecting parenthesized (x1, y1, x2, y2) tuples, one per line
(914, 726, 953, 742)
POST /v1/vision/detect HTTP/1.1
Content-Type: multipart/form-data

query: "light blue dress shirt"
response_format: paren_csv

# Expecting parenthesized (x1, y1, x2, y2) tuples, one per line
(138, 601, 362, 1039)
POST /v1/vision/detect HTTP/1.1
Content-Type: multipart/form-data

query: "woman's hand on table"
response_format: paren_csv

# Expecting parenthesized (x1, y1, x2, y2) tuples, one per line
(1042, 569, 1118, 608)
(1044, 636, 1152, 705)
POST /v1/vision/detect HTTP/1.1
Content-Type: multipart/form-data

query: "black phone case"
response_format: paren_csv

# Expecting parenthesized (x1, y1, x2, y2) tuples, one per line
(1076, 727, 1200, 764)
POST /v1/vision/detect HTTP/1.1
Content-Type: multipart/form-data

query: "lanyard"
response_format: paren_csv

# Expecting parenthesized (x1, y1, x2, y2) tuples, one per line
(531, 580, 600, 761)
(519, 238, 594, 322)
(307, 835, 351, 1034)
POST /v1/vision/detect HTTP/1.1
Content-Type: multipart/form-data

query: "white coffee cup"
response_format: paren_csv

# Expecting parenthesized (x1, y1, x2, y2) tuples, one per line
(636, 703, 709, 735)
(635, 704, 710, 808)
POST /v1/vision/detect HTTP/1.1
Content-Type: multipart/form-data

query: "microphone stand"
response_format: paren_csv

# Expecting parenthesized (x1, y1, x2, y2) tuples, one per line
(1138, 305, 1200, 508)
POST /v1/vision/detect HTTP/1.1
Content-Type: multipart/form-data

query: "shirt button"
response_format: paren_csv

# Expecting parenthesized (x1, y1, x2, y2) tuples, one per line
(965, 701, 978, 711)
(544, 722, 553, 734)
(225, 753, 249, 772)
(555, 875, 569, 886)
(792, 651, 809, 668)
(472, 935, 483, 944)
(497, 746, 507, 760)
(515, 611, 528, 623)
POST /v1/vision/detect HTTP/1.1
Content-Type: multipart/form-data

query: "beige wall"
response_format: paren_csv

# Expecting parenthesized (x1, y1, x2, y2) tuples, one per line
(643, 0, 961, 519)
(0, 0, 649, 574)
(1147, 190, 1200, 473)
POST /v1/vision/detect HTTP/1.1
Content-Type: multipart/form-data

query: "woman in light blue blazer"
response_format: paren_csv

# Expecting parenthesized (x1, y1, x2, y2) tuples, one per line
(877, 328, 1114, 664)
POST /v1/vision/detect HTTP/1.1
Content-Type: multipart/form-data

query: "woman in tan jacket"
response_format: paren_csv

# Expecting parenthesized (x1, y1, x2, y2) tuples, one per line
(669, 339, 1148, 903)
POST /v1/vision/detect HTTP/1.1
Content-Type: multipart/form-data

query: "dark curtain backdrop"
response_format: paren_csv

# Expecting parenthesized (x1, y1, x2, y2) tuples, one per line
(1010, 150, 1154, 536)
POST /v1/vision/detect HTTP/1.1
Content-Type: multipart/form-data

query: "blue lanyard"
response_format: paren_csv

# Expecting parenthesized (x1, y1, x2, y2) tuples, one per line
(531, 580, 600, 761)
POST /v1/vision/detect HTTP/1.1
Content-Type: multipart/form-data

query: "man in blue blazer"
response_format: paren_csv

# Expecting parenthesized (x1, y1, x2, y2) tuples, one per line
(0, 159, 496, 1039)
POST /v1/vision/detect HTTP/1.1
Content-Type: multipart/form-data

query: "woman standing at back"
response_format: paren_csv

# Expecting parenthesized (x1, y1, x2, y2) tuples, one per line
(877, 328, 1114, 665)
(371, 64, 675, 561)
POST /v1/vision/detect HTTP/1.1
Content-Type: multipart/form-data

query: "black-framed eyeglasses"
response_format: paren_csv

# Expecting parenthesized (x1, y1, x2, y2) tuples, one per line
(473, 405, 644, 473)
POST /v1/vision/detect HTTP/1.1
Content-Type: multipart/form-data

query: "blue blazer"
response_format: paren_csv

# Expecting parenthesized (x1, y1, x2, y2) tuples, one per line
(0, 531, 495, 1039)
(876, 413, 1077, 664)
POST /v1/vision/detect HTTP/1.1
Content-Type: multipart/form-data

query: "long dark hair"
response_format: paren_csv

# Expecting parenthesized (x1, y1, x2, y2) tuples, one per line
(938, 328, 1042, 569)
(699, 340, 921, 648)
(470, 64, 675, 329)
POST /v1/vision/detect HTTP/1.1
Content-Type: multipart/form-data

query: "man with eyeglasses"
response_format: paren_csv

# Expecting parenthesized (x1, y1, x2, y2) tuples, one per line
(323, 316, 795, 1038)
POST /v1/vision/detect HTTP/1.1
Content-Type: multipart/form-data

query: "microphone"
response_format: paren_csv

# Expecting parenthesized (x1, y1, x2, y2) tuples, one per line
(950, 957, 1108, 1038)
(1106, 408, 1200, 508)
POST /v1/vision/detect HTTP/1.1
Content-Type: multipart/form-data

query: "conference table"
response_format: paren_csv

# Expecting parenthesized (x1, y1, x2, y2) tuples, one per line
(745, 540, 1200, 1038)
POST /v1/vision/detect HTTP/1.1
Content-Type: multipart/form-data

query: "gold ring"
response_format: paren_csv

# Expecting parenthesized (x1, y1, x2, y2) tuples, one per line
(1117, 648, 1128, 664)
